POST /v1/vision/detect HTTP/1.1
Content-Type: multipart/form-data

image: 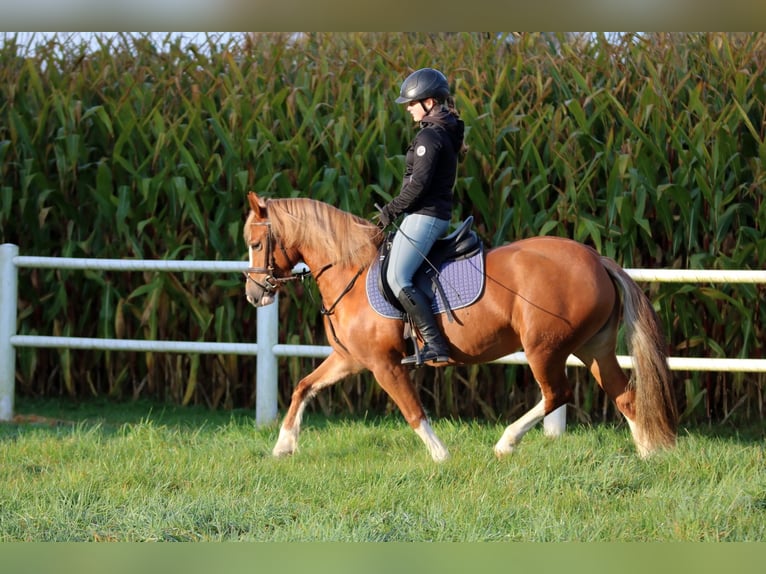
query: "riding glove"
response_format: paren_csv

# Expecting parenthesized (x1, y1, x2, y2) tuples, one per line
(377, 205, 393, 228)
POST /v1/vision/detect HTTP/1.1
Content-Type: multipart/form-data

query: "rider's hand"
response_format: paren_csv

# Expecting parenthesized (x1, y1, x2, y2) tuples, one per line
(376, 205, 392, 229)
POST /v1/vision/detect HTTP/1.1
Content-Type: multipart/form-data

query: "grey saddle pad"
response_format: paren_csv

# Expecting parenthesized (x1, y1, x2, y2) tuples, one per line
(366, 251, 485, 319)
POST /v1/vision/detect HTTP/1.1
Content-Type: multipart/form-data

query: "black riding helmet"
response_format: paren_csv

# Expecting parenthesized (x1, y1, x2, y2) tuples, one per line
(395, 68, 450, 104)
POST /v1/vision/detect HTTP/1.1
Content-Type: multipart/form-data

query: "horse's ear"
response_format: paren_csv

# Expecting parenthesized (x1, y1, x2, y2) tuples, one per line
(248, 192, 267, 217)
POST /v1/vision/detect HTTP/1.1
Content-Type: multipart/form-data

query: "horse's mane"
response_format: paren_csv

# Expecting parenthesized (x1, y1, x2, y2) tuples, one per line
(264, 198, 383, 269)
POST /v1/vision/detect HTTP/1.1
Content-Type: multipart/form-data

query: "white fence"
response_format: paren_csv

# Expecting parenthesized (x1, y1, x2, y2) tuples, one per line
(2, 242, 765, 426)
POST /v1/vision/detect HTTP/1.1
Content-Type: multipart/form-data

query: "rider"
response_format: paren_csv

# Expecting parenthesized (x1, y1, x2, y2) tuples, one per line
(376, 67, 466, 366)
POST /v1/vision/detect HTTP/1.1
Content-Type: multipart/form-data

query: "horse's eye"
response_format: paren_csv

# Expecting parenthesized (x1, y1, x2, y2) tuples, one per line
(250, 242, 263, 252)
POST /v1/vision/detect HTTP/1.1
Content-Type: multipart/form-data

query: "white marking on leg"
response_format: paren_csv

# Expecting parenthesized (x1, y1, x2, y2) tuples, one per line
(272, 399, 309, 458)
(414, 419, 449, 462)
(543, 404, 567, 438)
(494, 399, 547, 457)
(272, 425, 299, 457)
(625, 417, 651, 458)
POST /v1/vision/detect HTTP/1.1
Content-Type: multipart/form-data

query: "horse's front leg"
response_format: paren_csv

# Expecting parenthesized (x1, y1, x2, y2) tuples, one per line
(371, 359, 449, 463)
(273, 351, 362, 457)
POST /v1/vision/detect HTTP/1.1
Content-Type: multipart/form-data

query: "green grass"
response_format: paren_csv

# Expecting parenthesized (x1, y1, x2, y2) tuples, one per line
(1, 398, 764, 542)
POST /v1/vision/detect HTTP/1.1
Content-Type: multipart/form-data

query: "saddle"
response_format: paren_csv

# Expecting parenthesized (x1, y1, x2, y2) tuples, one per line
(370, 216, 484, 320)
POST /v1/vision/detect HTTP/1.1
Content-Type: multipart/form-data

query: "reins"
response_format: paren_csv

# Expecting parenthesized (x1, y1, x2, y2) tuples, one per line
(318, 266, 365, 353)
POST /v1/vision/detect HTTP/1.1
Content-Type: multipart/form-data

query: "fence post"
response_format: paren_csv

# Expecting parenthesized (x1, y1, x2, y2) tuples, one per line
(256, 293, 279, 427)
(0, 244, 19, 421)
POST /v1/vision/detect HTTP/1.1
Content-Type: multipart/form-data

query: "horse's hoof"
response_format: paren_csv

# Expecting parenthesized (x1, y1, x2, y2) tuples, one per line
(493, 443, 516, 458)
(272, 427, 298, 458)
(272, 446, 295, 458)
(431, 449, 450, 463)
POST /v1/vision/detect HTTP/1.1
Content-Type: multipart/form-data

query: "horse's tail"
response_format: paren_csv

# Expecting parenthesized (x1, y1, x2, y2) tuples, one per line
(600, 257, 678, 454)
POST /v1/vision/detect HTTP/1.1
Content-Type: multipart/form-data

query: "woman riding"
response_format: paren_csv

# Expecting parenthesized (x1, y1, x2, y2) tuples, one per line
(376, 67, 466, 366)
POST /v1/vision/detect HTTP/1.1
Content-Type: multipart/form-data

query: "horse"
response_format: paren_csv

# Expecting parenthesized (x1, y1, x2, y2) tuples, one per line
(243, 191, 678, 462)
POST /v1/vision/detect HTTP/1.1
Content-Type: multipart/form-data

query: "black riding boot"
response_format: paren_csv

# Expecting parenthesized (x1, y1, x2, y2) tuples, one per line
(397, 286, 450, 365)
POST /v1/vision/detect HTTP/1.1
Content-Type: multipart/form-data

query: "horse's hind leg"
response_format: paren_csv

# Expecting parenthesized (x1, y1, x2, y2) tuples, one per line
(576, 348, 650, 456)
(273, 351, 362, 457)
(574, 299, 652, 456)
(494, 351, 573, 457)
(493, 399, 547, 457)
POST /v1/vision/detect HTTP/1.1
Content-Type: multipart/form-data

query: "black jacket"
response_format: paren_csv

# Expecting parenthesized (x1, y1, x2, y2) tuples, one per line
(383, 108, 464, 221)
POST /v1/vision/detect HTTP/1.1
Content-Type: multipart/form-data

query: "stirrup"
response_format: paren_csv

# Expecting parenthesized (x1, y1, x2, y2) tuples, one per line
(401, 344, 450, 366)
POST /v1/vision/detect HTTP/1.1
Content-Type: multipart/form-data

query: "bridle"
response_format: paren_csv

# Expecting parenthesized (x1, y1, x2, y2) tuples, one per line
(243, 221, 306, 294)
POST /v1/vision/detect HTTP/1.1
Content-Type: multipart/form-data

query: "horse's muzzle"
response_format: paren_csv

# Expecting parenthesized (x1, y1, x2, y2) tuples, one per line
(245, 282, 276, 307)
(244, 272, 278, 307)
(247, 292, 276, 307)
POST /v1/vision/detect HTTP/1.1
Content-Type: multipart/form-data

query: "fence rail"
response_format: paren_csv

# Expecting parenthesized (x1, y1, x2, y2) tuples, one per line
(2, 243, 765, 426)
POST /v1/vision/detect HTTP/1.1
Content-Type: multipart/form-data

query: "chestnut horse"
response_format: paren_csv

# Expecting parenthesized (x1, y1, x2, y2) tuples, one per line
(243, 192, 678, 462)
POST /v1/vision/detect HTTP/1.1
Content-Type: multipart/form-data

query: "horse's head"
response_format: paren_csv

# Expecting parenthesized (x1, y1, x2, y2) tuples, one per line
(243, 192, 297, 307)
(243, 191, 383, 308)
